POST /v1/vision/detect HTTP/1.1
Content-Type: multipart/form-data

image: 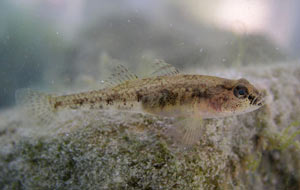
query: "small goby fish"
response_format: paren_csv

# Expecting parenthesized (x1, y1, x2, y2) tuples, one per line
(16, 61, 266, 126)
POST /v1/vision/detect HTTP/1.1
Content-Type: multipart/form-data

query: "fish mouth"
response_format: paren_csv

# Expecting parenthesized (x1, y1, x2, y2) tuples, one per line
(248, 94, 265, 106)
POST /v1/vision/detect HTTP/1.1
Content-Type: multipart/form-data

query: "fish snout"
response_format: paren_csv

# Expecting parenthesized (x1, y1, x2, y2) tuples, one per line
(248, 90, 267, 107)
(248, 93, 265, 106)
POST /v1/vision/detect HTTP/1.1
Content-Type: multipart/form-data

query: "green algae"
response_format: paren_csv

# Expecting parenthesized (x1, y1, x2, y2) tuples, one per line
(266, 121, 300, 151)
(0, 121, 239, 190)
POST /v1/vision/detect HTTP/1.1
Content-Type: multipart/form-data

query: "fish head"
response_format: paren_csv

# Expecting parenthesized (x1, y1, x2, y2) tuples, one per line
(205, 78, 267, 118)
(221, 78, 266, 116)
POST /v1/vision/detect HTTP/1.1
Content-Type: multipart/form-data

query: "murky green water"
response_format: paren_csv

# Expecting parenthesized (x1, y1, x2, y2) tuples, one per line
(0, 1, 300, 189)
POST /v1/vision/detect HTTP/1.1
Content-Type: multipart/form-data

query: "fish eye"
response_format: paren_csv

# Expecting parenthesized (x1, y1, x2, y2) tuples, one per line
(233, 85, 249, 99)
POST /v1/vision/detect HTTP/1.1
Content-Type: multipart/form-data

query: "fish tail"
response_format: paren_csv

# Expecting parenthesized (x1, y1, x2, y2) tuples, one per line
(15, 88, 56, 125)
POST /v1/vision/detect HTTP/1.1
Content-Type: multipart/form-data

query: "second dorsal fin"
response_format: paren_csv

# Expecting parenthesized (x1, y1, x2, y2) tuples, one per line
(149, 59, 180, 77)
(101, 64, 138, 88)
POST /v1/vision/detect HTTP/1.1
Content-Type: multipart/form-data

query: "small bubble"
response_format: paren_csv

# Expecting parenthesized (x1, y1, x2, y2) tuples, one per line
(199, 48, 203, 53)
(222, 58, 226, 62)
(276, 47, 279, 50)
(169, 23, 173, 27)
(127, 19, 131, 23)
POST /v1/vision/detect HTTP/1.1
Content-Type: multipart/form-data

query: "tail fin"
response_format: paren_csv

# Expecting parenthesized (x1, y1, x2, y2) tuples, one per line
(15, 88, 56, 125)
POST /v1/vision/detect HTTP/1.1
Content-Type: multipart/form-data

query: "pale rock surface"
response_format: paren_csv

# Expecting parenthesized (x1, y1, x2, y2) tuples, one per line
(0, 63, 299, 190)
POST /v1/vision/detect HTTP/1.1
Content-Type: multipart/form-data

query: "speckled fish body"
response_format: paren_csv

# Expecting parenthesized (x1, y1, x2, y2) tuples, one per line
(15, 61, 266, 125)
(49, 74, 264, 118)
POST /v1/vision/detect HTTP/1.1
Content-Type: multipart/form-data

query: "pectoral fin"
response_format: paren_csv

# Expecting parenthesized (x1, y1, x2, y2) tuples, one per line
(167, 117, 204, 145)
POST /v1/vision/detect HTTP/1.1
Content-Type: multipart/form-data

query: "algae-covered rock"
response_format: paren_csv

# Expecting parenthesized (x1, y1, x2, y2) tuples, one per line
(0, 63, 300, 190)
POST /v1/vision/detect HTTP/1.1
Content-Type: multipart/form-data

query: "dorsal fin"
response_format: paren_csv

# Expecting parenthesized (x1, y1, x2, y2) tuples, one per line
(149, 59, 180, 77)
(101, 64, 138, 88)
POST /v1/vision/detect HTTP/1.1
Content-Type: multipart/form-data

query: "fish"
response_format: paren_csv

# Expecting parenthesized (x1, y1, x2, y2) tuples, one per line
(16, 60, 266, 144)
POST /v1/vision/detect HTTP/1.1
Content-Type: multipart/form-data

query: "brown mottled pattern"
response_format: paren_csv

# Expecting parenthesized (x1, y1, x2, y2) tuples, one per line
(51, 75, 228, 107)
(49, 74, 264, 118)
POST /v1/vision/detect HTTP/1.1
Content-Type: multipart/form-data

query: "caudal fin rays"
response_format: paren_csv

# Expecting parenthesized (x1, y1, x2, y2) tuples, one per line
(15, 88, 56, 125)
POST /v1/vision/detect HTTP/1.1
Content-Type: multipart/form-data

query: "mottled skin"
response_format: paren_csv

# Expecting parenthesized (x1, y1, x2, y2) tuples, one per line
(50, 75, 265, 118)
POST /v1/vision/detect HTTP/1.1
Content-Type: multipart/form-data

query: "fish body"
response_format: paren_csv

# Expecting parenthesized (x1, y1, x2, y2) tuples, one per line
(16, 61, 266, 144)
(50, 74, 263, 119)
(16, 63, 265, 124)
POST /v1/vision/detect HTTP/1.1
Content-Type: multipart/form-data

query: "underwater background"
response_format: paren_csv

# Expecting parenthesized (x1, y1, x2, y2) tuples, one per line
(0, 0, 300, 189)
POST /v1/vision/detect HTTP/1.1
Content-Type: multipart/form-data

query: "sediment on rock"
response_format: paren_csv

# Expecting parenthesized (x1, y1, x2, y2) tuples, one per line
(0, 63, 299, 190)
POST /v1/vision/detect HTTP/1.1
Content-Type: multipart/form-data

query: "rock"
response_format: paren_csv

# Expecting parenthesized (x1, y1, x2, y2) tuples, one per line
(0, 63, 299, 190)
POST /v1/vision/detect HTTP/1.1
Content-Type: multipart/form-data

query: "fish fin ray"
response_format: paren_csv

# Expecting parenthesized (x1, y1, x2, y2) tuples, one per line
(149, 59, 180, 77)
(15, 88, 56, 125)
(167, 117, 203, 145)
(101, 64, 138, 88)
